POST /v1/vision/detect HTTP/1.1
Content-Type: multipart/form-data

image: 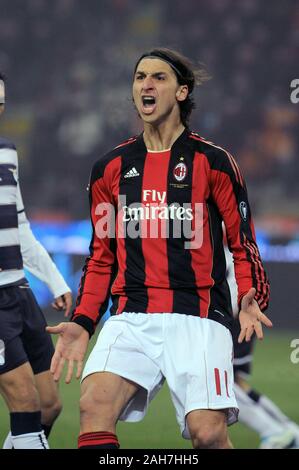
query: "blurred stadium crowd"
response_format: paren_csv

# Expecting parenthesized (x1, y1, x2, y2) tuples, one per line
(0, 0, 298, 228)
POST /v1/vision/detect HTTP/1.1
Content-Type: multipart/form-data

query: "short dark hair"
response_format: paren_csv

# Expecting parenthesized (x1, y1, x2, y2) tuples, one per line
(0, 72, 6, 83)
(134, 47, 209, 127)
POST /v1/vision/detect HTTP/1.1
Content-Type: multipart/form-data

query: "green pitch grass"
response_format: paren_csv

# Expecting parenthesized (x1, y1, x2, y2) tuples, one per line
(0, 331, 298, 449)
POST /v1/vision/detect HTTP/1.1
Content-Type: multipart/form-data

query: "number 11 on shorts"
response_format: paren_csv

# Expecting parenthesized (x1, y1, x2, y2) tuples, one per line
(214, 367, 230, 397)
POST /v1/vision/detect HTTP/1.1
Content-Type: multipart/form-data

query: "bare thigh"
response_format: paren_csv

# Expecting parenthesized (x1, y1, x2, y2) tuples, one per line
(80, 371, 140, 433)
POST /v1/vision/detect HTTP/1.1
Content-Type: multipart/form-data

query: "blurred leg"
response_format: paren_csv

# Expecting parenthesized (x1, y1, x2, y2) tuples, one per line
(0, 362, 48, 449)
(35, 370, 62, 437)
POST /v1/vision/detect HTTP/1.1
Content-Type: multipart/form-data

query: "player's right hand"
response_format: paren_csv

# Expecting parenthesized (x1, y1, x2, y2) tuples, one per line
(46, 322, 89, 384)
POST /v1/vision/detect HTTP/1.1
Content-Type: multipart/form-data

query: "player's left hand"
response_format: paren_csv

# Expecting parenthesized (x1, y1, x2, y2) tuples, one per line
(238, 287, 273, 343)
(52, 291, 73, 317)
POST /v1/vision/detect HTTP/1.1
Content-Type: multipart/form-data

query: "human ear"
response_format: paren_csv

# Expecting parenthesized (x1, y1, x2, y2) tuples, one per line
(176, 85, 188, 102)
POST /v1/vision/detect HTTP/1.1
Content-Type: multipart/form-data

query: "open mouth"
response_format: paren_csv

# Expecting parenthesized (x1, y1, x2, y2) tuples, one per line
(141, 95, 157, 114)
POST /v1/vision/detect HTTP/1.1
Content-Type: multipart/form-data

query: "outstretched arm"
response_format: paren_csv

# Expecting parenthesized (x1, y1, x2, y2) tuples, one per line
(48, 158, 116, 382)
(209, 146, 270, 314)
(46, 322, 89, 383)
(238, 287, 273, 343)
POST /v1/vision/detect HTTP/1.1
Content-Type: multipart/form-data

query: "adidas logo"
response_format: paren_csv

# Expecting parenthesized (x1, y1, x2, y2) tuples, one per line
(124, 167, 140, 178)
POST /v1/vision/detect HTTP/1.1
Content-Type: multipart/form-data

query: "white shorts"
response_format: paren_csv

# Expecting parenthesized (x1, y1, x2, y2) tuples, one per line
(82, 313, 238, 439)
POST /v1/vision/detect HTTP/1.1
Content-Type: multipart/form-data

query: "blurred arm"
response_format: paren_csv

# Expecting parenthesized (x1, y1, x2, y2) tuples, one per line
(17, 182, 71, 299)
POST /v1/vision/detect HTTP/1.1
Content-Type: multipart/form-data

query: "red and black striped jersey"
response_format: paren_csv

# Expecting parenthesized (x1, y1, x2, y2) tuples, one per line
(72, 128, 269, 336)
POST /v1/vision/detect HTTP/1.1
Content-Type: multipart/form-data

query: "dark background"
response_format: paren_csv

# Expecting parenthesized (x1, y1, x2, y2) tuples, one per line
(0, 0, 298, 330)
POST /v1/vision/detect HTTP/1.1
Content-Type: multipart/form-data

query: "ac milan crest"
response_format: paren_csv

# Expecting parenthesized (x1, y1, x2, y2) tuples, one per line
(173, 162, 187, 182)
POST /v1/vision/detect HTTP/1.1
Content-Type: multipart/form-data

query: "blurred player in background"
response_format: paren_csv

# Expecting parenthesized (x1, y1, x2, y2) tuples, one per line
(225, 246, 299, 448)
(0, 72, 72, 449)
(48, 47, 271, 449)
